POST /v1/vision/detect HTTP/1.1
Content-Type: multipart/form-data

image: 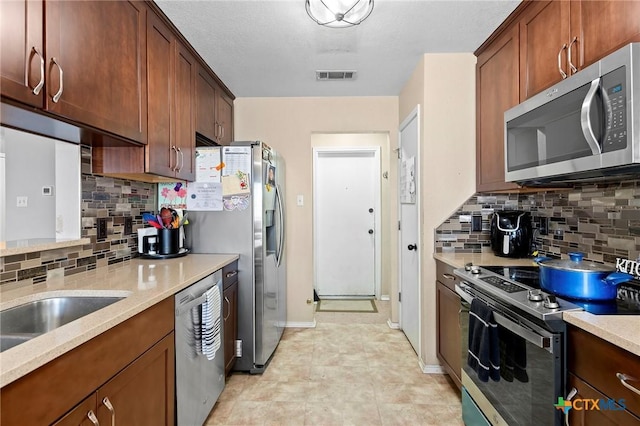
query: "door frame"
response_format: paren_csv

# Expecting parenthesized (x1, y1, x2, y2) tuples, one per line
(312, 146, 382, 298)
(397, 105, 421, 357)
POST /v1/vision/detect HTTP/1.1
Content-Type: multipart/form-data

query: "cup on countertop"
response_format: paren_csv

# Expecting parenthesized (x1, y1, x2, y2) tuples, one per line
(158, 228, 180, 255)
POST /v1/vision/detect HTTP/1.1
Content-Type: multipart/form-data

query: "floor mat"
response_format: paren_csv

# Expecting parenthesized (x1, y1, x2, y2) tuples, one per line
(316, 299, 378, 313)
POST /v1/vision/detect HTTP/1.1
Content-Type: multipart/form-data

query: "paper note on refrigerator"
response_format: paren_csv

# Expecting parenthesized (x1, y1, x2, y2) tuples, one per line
(195, 147, 222, 182)
(222, 146, 251, 176)
(186, 182, 223, 211)
(222, 173, 250, 196)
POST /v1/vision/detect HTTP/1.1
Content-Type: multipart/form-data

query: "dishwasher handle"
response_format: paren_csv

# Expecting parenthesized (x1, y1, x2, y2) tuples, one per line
(175, 293, 208, 316)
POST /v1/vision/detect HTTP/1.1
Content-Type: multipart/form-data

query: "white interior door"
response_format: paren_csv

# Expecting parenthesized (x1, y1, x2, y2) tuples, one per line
(314, 148, 380, 297)
(399, 106, 421, 355)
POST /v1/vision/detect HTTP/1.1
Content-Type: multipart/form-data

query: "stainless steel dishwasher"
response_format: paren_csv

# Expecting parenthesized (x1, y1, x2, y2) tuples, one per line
(175, 270, 224, 426)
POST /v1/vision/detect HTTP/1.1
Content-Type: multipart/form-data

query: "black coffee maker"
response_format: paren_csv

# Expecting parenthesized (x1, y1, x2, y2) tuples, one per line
(490, 211, 532, 258)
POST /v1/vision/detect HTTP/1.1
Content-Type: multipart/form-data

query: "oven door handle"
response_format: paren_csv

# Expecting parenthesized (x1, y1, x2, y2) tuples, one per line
(493, 311, 550, 349)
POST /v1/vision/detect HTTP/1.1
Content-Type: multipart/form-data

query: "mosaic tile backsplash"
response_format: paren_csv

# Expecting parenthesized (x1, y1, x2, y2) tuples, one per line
(1, 146, 156, 286)
(436, 179, 640, 266)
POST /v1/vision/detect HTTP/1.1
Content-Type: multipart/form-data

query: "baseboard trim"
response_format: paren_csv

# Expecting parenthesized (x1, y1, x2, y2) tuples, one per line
(285, 319, 317, 328)
(380, 295, 390, 301)
(387, 319, 400, 329)
(419, 359, 446, 374)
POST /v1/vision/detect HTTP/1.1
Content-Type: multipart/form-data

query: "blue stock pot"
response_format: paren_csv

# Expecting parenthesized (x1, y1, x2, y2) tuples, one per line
(535, 252, 634, 301)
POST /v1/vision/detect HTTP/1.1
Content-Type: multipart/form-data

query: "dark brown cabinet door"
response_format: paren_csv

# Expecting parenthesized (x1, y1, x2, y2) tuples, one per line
(45, 0, 147, 143)
(174, 44, 196, 181)
(223, 280, 238, 375)
(196, 65, 218, 143)
(572, 0, 640, 70)
(52, 394, 98, 426)
(95, 334, 175, 426)
(146, 11, 175, 178)
(0, 0, 44, 107)
(567, 373, 640, 426)
(217, 89, 234, 146)
(519, 0, 571, 100)
(436, 281, 462, 389)
(476, 25, 521, 193)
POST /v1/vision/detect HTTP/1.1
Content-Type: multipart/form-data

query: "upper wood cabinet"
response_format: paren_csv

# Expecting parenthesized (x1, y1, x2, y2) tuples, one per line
(475, 0, 640, 192)
(196, 64, 235, 146)
(1, 0, 147, 144)
(147, 11, 196, 181)
(519, 1, 571, 101)
(520, 0, 640, 100)
(476, 25, 521, 193)
(0, 0, 44, 108)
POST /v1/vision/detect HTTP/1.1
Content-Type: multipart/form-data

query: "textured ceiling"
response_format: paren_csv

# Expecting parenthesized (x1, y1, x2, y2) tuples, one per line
(155, 0, 521, 98)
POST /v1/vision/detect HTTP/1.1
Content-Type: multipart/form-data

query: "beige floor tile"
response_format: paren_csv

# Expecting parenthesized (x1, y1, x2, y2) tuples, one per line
(206, 301, 462, 425)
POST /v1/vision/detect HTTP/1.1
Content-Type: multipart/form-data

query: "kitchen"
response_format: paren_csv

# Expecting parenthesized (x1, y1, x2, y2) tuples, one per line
(1, 0, 640, 425)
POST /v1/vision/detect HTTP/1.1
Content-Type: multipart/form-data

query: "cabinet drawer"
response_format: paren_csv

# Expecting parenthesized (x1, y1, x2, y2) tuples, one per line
(568, 373, 640, 426)
(568, 325, 640, 418)
(223, 260, 239, 290)
(436, 260, 459, 292)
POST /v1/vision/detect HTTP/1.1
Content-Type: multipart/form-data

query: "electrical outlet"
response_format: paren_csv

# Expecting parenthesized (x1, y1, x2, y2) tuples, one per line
(124, 216, 133, 235)
(97, 218, 108, 240)
(539, 217, 549, 235)
(471, 215, 483, 232)
(16, 196, 28, 207)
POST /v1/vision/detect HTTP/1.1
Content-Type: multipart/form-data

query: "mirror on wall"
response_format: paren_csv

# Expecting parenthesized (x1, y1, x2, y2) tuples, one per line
(0, 126, 81, 243)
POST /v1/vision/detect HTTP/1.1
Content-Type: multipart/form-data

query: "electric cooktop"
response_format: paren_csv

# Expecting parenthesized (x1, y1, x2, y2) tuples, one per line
(482, 265, 640, 315)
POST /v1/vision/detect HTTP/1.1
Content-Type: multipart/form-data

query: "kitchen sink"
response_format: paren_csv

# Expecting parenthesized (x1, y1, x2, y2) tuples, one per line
(0, 295, 126, 352)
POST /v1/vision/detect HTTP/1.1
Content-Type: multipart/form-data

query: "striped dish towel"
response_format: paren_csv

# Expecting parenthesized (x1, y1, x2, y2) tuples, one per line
(201, 284, 222, 360)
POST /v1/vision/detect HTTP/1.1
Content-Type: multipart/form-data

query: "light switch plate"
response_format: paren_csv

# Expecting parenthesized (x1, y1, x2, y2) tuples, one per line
(297, 195, 304, 206)
(16, 196, 28, 207)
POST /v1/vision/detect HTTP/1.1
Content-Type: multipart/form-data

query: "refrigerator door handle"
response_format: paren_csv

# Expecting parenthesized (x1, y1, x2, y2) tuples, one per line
(275, 183, 285, 267)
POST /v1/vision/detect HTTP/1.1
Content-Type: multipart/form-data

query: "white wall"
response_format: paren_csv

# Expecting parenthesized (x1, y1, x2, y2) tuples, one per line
(399, 53, 477, 368)
(234, 97, 399, 325)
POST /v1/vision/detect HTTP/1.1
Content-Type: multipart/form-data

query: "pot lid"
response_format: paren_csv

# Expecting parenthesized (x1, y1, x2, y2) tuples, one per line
(537, 252, 615, 273)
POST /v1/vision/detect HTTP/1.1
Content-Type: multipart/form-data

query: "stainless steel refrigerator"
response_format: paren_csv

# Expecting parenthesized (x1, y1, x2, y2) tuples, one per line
(186, 141, 286, 373)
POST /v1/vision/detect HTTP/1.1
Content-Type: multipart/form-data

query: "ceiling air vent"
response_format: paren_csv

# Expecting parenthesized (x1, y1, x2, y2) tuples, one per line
(316, 70, 357, 81)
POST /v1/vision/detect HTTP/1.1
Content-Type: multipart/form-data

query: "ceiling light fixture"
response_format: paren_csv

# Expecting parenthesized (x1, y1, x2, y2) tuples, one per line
(305, 0, 374, 28)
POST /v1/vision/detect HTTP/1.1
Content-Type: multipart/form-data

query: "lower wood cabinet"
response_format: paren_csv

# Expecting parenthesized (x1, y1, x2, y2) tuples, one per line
(53, 333, 174, 426)
(223, 260, 239, 375)
(0, 298, 175, 425)
(567, 325, 640, 425)
(435, 260, 462, 390)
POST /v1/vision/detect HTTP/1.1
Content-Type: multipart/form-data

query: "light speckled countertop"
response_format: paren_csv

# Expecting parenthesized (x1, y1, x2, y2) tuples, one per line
(0, 238, 91, 257)
(434, 251, 640, 358)
(0, 253, 238, 388)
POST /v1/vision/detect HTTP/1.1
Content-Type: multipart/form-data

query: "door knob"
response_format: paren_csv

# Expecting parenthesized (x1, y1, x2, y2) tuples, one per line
(368, 229, 374, 234)
(407, 244, 417, 251)
(369, 208, 374, 213)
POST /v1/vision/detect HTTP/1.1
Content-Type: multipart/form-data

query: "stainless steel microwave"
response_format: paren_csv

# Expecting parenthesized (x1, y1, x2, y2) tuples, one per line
(504, 43, 639, 185)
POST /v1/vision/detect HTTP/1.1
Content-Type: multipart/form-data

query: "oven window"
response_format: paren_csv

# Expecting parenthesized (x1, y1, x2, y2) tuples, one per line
(461, 302, 563, 425)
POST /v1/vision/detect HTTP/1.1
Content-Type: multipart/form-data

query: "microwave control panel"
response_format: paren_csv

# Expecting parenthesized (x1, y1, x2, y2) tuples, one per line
(602, 66, 627, 152)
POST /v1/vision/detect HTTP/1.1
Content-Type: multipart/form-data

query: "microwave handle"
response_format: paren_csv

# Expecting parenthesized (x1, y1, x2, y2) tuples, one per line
(580, 78, 603, 155)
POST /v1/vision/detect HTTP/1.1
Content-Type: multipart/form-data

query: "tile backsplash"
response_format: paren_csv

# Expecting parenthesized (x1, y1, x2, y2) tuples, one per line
(436, 179, 640, 266)
(1, 146, 156, 286)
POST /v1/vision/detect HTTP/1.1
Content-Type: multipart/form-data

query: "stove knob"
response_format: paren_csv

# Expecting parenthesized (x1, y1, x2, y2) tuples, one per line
(544, 295, 560, 309)
(471, 268, 481, 274)
(528, 289, 544, 302)
(464, 262, 473, 271)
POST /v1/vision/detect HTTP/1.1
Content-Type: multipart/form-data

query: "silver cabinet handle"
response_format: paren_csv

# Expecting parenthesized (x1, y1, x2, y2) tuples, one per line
(557, 44, 568, 79)
(617, 373, 640, 396)
(225, 270, 238, 278)
(442, 273, 456, 280)
(102, 397, 115, 426)
(221, 125, 224, 140)
(32, 47, 45, 95)
(176, 147, 183, 173)
(224, 296, 231, 320)
(170, 146, 178, 171)
(568, 36, 578, 75)
(87, 410, 100, 426)
(564, 387, 578, 426)
(51, 57, 64, 103)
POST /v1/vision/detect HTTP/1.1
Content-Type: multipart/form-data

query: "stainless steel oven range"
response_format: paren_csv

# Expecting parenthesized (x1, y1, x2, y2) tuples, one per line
(454, 264, 582, 426)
